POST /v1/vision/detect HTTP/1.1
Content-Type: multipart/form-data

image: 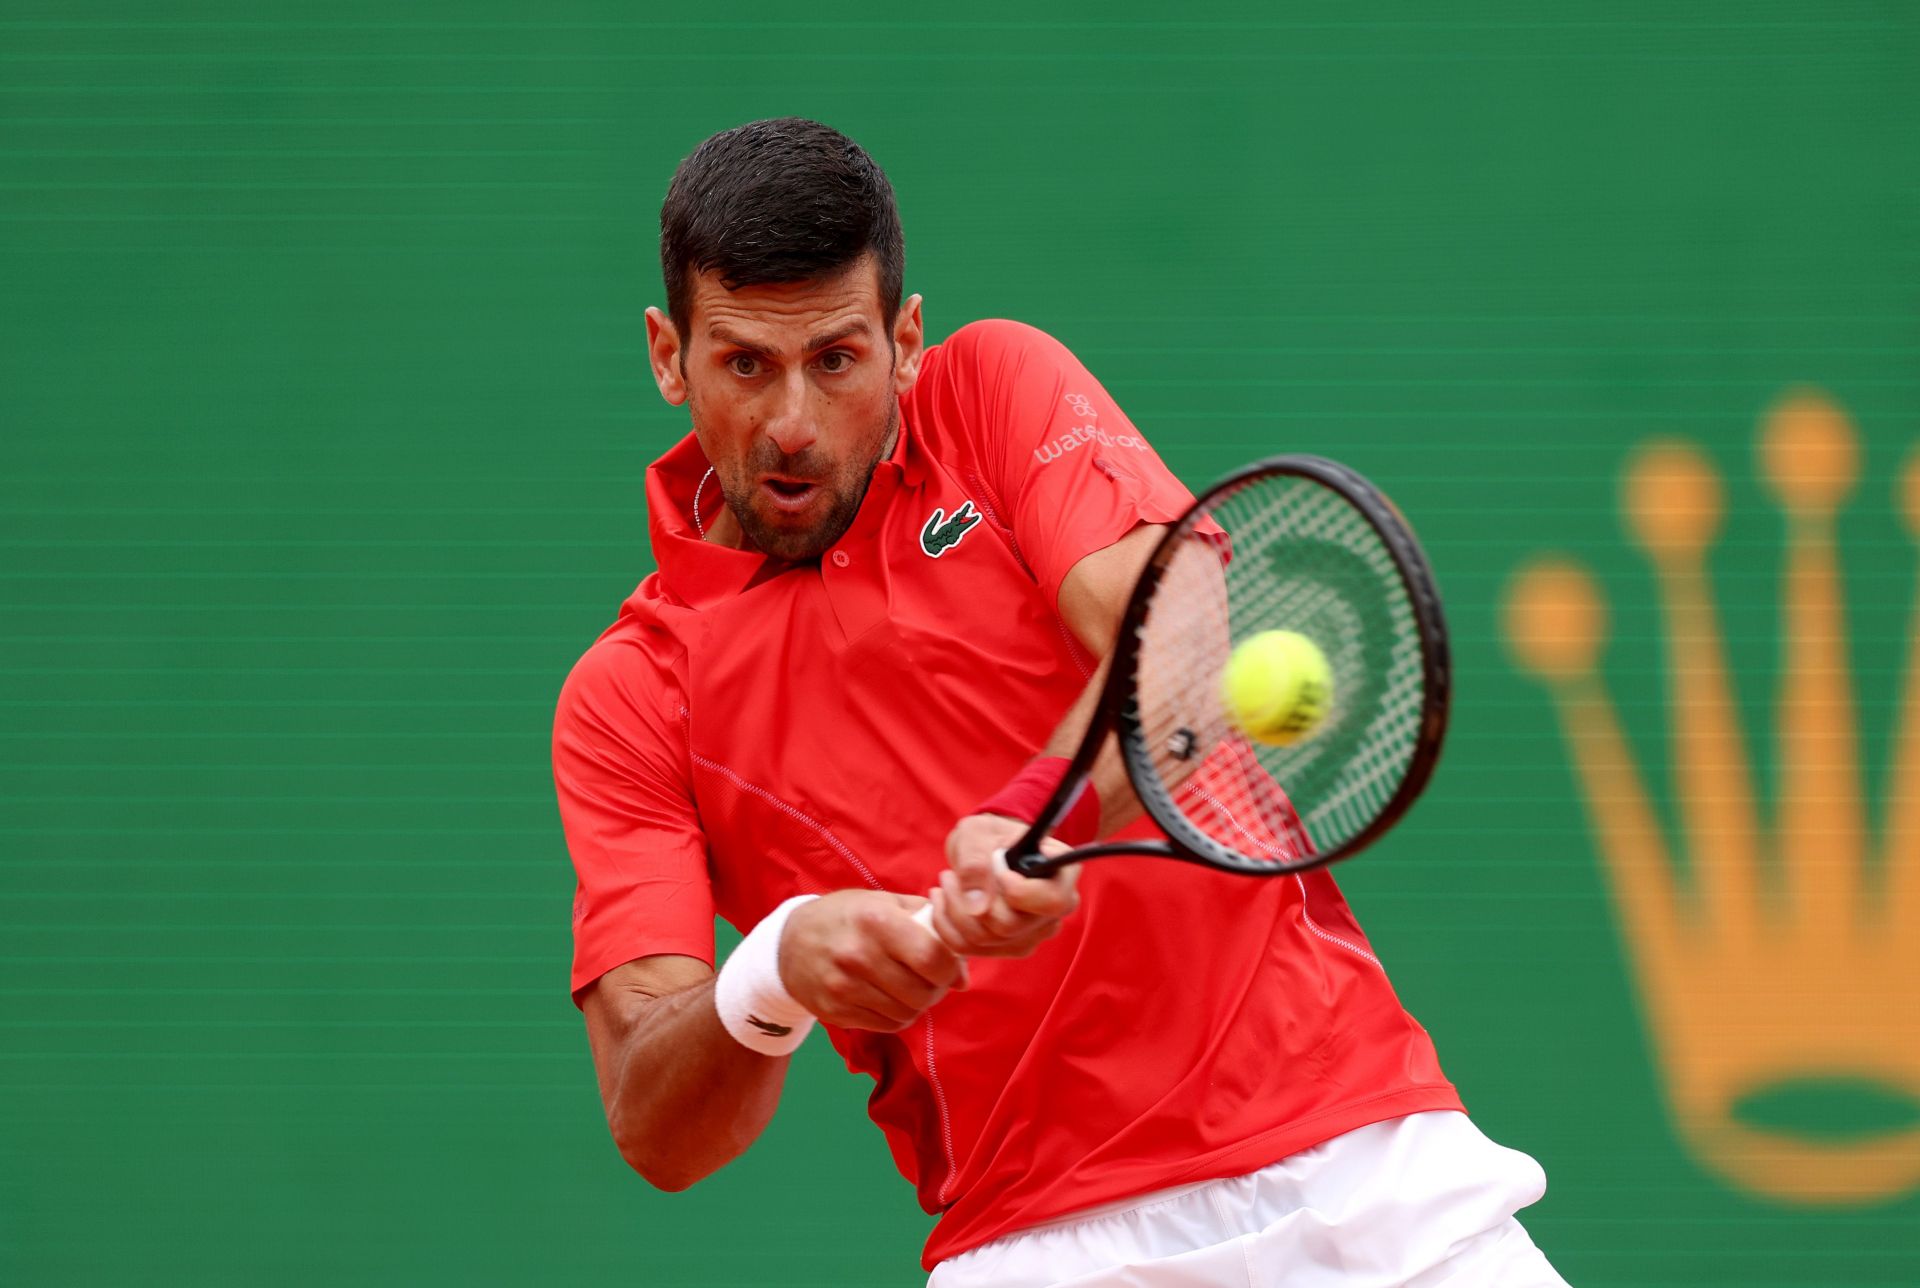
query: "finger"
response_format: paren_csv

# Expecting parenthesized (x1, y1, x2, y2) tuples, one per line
(948, 838, 1002, 916)
(942, 860, 1052, 945)
(940, 868, 1033, 952)
(827, 1001, 920, 1033)
(880, 908, 967, 990)
(950, 916, 1063, 959)
(999, 862, 1080, 919)
(832, 970, 933, 1029)
(973, 848, 1032, 936)
(917, 886, 967, 990)
(980, 886, 1039, 937)
(977, 848, 1050, 936)
(862, 948, 952, 1015)
(938, 868, 997, 951)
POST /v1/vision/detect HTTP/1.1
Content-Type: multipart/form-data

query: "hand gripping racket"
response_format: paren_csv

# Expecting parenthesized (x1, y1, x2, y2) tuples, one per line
(918, 454, 1449, 912)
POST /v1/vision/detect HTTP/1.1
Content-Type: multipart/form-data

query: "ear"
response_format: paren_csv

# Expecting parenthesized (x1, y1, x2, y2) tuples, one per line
(891, 293, 926, 396)
(645, 306, 689, 406)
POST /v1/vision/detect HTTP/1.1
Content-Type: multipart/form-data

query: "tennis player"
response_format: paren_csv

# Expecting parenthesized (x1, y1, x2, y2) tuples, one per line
(554, 117, 1569, 1286)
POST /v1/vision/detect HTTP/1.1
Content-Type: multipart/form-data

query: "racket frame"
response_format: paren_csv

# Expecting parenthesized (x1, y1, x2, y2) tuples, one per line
(1006, 454, 1451, 879)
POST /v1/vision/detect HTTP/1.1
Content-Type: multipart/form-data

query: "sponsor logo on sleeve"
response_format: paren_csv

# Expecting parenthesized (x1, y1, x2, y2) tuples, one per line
(1034, 392, 1153, 465)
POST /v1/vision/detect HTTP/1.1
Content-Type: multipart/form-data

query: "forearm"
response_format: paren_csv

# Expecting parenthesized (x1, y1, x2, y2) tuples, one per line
(1040, 523, 1168, 838)
(1040, 656, 1142, 837)
(590, 973, 786, 1191)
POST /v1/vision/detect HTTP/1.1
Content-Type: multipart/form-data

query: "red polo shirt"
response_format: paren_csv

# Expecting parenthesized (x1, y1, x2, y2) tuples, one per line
(552, 319, 1461, 1269)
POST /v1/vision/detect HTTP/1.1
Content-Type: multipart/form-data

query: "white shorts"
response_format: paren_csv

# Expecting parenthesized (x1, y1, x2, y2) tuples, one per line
(927, 1111, 1569, 1288)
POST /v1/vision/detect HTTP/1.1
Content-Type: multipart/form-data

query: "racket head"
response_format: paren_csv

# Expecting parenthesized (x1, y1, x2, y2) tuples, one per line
(1035, 455, 1449, 878)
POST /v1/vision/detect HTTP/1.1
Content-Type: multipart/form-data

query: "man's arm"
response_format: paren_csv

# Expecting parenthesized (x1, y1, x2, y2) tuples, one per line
(581, 954, 773, 1191)
(581, 890, 966, 1191)
(926, 524, 1163, 954)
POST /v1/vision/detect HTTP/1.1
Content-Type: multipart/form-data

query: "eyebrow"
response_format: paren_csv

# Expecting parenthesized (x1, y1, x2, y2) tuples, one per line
(707, 319, 873, 358)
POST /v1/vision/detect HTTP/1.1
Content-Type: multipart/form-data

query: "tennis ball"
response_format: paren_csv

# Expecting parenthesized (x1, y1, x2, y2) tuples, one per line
(1221, 630, 1334, 746)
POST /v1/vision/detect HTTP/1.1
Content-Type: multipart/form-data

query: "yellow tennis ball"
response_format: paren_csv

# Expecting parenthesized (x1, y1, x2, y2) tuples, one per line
(1221, 630, 1334, 746)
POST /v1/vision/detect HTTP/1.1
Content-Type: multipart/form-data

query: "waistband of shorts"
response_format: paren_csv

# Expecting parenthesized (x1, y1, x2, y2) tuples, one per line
(992, 1172, 1229, 1239)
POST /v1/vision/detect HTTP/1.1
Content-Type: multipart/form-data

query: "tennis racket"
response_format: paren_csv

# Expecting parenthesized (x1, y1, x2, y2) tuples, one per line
(920, 454, 1449, 902)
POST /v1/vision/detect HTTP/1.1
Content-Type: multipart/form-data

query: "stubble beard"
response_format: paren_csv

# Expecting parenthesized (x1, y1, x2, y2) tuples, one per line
(707, 397, 899, 563)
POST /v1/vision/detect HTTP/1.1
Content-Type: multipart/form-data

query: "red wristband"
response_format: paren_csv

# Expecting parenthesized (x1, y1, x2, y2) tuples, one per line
(975, 756, 1101, 848)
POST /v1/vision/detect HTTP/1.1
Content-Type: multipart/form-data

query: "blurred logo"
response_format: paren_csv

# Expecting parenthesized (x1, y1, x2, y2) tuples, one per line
(1503, 389, 1920, 1205)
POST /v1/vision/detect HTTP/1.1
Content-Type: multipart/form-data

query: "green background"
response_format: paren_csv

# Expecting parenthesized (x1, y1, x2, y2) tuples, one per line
(3, 3, 1916, 1284)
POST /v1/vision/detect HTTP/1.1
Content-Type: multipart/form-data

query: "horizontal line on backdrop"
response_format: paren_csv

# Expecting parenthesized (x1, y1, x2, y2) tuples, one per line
(0, 47, 1901, 62)
(0, 669, 563, 678)
(0, 55, 1902, 93)
(0, 765, 545, 773)
(0, 571, 614, 580)
(0, 1051, 575, 1059)
(0, 19, 1900, 31)
(1, 508, 642, 516)
(1088, 344, 1920, 356)
(0, 985, 548, 994)
(0, 732, 532, 739)
(0, 180, 603, 191)
(0, 924, 553, 932)
(0, 892, 555, 900)
(0, 618, 595, 625)
(0, 18, 1901, 29)
(0, 696, 562, 705)
(0, 638, 578, 645)
(1, 147, 602, 157)
(0, 211, 608, 221)
(0, 539, 647, 548)
(4, 1018, 573, 1028)
(0, 955, 549, 967)
(0, 1082, 579, 1090)
(0, 826, 555, 834)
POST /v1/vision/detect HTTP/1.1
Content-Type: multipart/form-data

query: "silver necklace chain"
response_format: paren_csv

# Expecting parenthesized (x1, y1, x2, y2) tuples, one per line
(691, 466, 715, 538)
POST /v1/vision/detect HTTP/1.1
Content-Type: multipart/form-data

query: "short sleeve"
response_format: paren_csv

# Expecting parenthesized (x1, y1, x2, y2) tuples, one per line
(552, 636, 715, 1007)
(927, 319, 1196, 608)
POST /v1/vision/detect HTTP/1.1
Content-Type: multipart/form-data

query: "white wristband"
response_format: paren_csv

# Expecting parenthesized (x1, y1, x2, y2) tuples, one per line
(713, 894, 820, 1056)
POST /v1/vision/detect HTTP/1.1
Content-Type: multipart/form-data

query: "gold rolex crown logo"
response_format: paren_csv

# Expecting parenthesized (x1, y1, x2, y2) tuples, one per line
(1504, 389, 1920, 1205)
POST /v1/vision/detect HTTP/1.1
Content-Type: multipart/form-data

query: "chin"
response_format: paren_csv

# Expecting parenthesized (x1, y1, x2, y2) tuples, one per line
(742, 516, 834, 562)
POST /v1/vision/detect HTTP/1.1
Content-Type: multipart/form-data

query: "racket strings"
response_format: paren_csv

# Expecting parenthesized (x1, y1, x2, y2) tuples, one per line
(1131, 472, 1428, 867)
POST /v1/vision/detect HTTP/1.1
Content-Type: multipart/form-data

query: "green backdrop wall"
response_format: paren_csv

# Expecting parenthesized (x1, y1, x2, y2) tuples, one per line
(3, 3, 1916, 1284)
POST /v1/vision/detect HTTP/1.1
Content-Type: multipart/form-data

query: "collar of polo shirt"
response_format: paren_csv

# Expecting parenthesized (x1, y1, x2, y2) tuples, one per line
(645, 397, 929, 610)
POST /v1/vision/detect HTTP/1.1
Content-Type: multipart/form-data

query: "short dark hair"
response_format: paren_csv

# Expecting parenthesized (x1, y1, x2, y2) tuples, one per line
(659, 118, 905, 333)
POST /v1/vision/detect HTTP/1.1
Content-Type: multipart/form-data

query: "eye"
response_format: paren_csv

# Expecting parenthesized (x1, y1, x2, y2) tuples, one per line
(727, 354, 760, 377)
(816, 350, 853, 374)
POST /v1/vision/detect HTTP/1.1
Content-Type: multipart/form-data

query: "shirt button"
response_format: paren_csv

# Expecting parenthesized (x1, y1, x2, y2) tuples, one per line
(831, 550, 851, 568)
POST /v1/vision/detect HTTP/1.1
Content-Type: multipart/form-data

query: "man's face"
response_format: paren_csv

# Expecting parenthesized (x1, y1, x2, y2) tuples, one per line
(645, 256, 924, 561)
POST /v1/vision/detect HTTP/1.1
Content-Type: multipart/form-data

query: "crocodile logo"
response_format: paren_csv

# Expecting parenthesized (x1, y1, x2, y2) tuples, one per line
(920, 501, 983, 559)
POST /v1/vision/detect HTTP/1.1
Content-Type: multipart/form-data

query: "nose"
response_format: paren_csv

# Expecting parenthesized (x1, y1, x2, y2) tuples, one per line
(762, 369, 819, 457)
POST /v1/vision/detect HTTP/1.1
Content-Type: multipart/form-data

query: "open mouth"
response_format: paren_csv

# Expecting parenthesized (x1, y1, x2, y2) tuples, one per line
(761, 477, 821, 514)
